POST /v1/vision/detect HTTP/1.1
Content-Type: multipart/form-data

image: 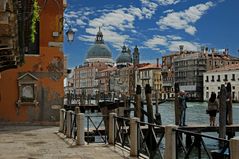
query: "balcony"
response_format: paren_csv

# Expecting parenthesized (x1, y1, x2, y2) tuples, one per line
(162, 81, 173, 87)
(140, 76, 150, 80)
(0, 0, 22, 72)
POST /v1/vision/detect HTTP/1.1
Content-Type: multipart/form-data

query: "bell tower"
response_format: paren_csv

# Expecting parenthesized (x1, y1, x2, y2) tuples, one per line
(133, 45, 139, 66)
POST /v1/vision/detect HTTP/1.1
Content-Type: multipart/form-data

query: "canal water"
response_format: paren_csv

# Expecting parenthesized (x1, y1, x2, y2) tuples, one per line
(158, 101, 239, 125)
(152, 101, 239, 159)
(86, 101, 239, 158)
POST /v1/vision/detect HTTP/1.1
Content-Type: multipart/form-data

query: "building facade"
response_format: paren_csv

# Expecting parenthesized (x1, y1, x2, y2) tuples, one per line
(71, 28, 113, 100)
(135, 63, 162, 99)
(174, 46, 239, 101)
(0, 0, 66, 122)
(203, 64, 239, 102)
(161, 54, 178, 100)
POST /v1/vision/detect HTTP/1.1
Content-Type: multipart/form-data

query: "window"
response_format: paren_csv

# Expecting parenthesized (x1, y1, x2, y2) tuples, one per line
(232, 74, 235, 81)
(21, 84, 35, 102)
(211, 75, 214, 82)
(206, 87, 209, 90)
(205, 76, 209, 82)
(233, 86, 235, 89)
(25, 22, 40, 55)
(217, 75, 220, 82)
(224, 74, 228, 81)
(17, 73, 38, 107)
(206, 92, 209, 98)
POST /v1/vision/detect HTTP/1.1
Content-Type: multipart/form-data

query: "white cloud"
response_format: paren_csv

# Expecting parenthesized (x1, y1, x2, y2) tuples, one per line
(77, 35, 95, 42)
(141, 0, 180, 6)
(168, 41, 199, 51)
(156, 0, 180, 5)
(166, 35, 182, 40)
(163, 9, 174, 14)
(81, 6, 148, 49)
(144, 35, 168, 50)
(88, 8, 136, 31)
(76, 19, 86, 26)
(157, 1, 214, 35)
(140, 0, 158, 18)
(144, 34, 199, 51)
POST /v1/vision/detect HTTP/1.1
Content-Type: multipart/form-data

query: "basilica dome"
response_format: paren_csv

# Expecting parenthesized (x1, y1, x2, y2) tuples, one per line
(84, 28, 113, 64)
(116, 45, 132, 65)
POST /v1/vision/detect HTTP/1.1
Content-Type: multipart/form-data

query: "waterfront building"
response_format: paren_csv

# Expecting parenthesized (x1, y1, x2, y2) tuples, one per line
(135, 62, 162, 100)
(174, 46, 239, 101)
(109, 45, 134, 97)
(203, 64, 239, 102)
(96, 66, 117, 96)
(72, 28, 113, 98)
(0, 0, 66, 122)
(161, 53, 178, 100)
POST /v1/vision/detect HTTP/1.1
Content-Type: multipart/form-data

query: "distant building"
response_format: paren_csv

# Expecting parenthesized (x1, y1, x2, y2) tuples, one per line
(174, 46, 239, 101)
(203, 64, 239, 102)
(161, 53, 178, 100)
(135, 62, 162, 99)
(96, 67, 116, 95)
(72, 28, 113, 98)
(109, 45, 134, 97)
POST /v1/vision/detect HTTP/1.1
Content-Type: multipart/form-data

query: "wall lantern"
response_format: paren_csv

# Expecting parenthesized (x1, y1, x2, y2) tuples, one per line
(66, 26, 75, 42)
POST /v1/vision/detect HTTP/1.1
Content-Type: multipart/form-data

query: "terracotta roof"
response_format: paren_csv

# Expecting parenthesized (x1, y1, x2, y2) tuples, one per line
(139, 64, 161, 70)
(207, 64, 239, 73)
(99, 66, 117, 72)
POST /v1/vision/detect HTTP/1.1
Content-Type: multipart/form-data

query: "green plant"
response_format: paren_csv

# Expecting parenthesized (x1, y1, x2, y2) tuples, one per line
(31, 0, 40, 43)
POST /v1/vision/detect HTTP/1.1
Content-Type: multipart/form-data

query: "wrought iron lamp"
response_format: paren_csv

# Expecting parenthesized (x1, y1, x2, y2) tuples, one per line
(66, 26, 75, 42)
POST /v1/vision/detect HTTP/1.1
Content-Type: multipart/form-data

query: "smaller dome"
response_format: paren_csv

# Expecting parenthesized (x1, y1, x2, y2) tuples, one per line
(116, 45, 132, 64)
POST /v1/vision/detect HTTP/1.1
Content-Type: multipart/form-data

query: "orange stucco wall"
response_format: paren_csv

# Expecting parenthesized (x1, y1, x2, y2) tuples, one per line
(0, 0, 65, 123)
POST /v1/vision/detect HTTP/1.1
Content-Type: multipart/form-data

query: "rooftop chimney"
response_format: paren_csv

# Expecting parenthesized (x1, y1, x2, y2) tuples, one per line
(156, 58, 159, 67)
(179, 45, 184, 53)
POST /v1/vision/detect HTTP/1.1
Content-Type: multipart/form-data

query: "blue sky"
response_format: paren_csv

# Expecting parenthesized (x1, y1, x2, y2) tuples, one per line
(63, 0, 239, 68)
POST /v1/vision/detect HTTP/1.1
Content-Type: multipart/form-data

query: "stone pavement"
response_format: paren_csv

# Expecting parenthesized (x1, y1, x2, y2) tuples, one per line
(0, 125, 136, 159)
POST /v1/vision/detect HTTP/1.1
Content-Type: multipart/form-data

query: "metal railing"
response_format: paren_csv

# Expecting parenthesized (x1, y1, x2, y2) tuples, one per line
(85, 115, 108, 144)
(114, 116, 131, 150)
(174, 128, 230, 159)
(137, 121, 165, 159)
(70, 111, 77, 139)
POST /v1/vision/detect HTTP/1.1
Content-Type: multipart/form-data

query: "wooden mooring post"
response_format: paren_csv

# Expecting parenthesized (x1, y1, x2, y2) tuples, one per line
(174, 83, 180, 125)
(219, 84, 227, 143)
(145, 84, 154, 124)
(145, 84, 157, 153)
(155, 89, 162, 125)
(135, 85, 141, 119)
(226, 82, 235, 139)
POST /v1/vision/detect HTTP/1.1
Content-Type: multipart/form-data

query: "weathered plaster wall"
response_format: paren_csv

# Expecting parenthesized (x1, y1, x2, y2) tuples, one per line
(0, 47, 64, 122)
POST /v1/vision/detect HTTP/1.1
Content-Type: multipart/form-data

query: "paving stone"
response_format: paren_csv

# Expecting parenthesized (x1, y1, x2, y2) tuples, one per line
(0, 126, 134, 159)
